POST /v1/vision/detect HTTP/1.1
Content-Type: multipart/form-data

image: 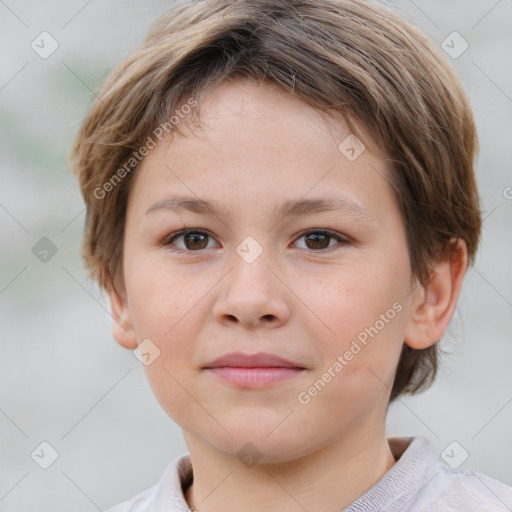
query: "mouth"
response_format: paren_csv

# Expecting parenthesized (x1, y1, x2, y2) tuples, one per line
(203, 352, 307, 388)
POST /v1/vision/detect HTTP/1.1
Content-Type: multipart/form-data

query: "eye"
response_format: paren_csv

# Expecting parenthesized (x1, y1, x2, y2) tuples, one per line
(293, 229, 348, 251)
(163, 228, 348, 253)
(164, 229, 219, 252)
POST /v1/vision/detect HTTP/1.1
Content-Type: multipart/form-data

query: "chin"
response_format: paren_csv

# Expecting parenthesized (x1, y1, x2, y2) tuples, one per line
(220, 425, 310, 461)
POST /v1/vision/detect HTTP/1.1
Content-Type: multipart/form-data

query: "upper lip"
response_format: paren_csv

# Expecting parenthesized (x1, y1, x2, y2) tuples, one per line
(203, 352, 305, 369)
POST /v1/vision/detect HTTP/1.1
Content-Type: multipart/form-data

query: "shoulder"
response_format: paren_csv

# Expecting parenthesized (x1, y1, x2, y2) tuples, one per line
(347, 436, 512, 512)
(104, 486, 156, 512)
(104, 452, 193, 512)
(413, 465, 512, 511)
(399, 437, 512, 512)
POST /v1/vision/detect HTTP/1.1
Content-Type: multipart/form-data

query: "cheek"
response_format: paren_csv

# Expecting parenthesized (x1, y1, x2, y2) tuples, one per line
(123, 253, 211, 392)
(124, 258, 211, 425)
(143, 362, 201, 434)
(309, 266, 406, 337)
(124, 250, 205, 336)
(303, 260, 409, 382)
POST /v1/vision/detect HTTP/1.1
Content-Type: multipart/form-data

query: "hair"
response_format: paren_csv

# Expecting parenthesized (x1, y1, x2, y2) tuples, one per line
(68, 0, 481, 402)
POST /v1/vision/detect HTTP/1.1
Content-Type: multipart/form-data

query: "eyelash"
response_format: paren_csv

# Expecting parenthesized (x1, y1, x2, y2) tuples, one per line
(162, 228, 349, 254)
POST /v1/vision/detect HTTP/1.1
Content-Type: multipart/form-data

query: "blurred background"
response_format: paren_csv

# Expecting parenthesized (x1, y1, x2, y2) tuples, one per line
(0, 0, 511, 510)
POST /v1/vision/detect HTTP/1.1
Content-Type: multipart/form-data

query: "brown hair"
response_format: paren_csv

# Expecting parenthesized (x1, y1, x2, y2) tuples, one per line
(68, 0, 481, 402)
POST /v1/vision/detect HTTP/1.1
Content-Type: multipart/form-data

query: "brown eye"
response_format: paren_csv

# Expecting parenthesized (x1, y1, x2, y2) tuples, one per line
(304, 233, 331, 250)
(165, 230, 218, 252)
(294, 230, 347, 251)
(183, 232, 208, 250)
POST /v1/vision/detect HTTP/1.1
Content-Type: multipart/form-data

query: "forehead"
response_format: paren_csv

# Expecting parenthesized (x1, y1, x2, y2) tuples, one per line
(176, 79, 374, 152)
(129, 79, 395, 222)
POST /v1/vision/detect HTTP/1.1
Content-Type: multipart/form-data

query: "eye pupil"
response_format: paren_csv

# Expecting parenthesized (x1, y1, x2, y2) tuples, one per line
(305, 233, 330, 250)
(185, 232, 208, 250)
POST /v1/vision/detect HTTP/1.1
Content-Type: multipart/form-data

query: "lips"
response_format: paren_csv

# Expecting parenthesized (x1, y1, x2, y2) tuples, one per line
(203, 351, 305, 369)
(203, 352, 306, 388)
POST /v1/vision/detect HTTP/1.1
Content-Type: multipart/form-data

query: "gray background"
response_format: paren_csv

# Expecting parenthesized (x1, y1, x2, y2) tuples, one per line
(0, 0, 511, 510)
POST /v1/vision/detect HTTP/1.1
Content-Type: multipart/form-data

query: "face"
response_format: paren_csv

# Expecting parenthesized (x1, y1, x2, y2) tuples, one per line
(113, 79, 425, 462)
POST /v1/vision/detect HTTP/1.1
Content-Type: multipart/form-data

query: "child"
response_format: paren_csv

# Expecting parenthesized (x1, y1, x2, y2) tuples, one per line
(68, 0, 512, 510)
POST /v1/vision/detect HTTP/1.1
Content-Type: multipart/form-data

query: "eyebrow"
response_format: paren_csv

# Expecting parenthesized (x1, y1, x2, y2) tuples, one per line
(145, 194, 375, 222)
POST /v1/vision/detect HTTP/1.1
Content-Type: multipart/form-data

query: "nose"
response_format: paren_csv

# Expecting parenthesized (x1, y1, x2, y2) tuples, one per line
(211, 248, 291, 329)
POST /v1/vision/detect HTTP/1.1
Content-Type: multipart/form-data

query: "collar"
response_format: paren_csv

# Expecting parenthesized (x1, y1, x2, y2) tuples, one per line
(150, 436, 437, 512)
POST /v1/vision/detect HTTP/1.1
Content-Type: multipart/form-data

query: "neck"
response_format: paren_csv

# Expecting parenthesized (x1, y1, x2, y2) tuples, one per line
(183, 426, 396, 512)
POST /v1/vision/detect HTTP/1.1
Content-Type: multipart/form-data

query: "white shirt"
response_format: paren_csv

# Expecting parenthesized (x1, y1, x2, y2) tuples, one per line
(105, 436, 512, 511)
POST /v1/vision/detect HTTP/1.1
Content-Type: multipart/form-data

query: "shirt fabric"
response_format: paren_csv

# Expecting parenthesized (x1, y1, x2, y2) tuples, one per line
(105, 435, 512, 511)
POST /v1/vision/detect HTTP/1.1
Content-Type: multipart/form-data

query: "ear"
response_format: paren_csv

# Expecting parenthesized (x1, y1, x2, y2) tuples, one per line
(404, 238, 468, 349)
(108, 285, 138, 350)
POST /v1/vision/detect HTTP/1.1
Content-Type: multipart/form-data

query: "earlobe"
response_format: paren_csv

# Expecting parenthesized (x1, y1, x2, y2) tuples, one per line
(108, 286, 138, 350)
(404, 238, 468, 350)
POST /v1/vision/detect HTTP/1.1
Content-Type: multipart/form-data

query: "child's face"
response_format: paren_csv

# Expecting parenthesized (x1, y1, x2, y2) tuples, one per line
(114, 79, 424, 461)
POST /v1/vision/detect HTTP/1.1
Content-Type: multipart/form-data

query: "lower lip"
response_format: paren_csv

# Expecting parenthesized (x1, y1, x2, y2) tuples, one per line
(205, 367, 305, 387)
